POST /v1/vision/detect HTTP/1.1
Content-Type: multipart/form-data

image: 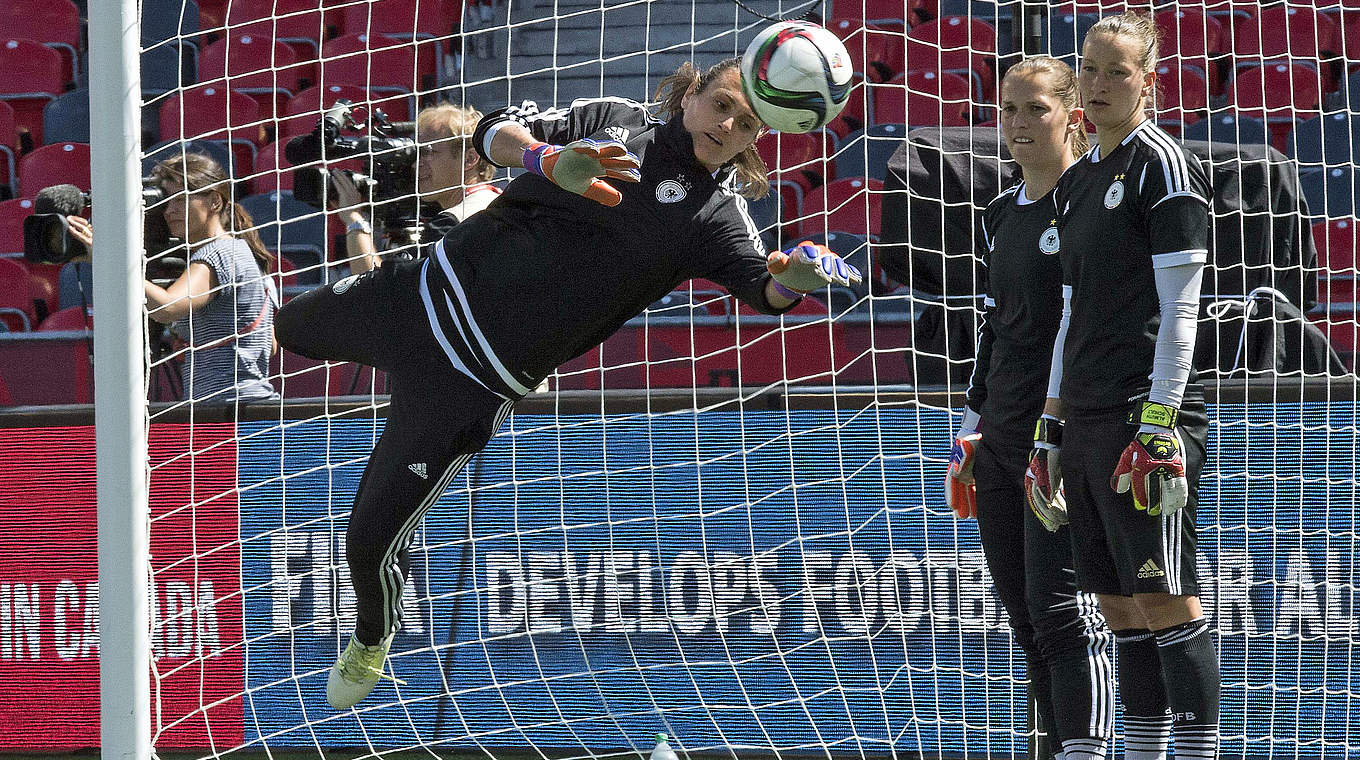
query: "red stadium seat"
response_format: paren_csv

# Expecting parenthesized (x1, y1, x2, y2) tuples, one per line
(339, 0, 457, 39)
(23, 258, 60, 319)
(250, 140, 294, 194)
(756, 130, 836, 196)
(800, 176, 883, 238)
(225, 0, 336, 59)
(1315, 217, 1359, 281)
(832, 0, 928, 28)
(0, 257, 36, 331)
(1230, 62, 1324, 149)
(905, 16, 998, 101)
(37, 304, 91, 332)
(0, 198, 33, 254)
(830, 20, 906, 82)
(318, 33, 439, 94)
(1153, 64, 1209, 134)
(198, 32, 307, 110)
(1233, 6, 1341, 91)
(826, 77, 870, 138)
(159, 83, 266, 172)
(0, 0, 81, 84)
(0, 38, 63, 146)
(19, 141, 89, 197)
(871, 70, 971, 127)
(0, 100, 16, 194)
(1154, 8, 1226, 94)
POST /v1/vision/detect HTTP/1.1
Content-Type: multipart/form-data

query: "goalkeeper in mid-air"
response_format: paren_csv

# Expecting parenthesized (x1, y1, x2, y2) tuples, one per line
(1028, 12, 1220, 760)
(274, 58, 861, 710)
(945, 55, 1115, 760)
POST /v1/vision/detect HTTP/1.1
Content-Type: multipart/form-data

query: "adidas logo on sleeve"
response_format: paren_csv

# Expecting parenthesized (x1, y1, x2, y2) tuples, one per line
(1137, 558, 1165, 578)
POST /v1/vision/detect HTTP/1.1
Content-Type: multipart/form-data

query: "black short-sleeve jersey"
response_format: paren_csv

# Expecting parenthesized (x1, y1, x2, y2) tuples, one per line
(966, 181, 1065, 438)
(415, 98, 789, 399)
(1054, 121, 1211, 413)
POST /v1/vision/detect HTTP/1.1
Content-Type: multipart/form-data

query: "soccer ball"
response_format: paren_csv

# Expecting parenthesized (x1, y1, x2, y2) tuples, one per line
(740, 20, 854, 133)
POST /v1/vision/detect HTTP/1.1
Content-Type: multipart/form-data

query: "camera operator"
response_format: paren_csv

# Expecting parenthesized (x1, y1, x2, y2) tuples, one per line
(67, 153, 280, 404)
(334, 103, 500, 275)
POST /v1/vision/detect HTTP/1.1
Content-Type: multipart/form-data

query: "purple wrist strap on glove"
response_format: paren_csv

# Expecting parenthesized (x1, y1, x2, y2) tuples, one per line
(522, 142, 551, 176)
(772, 280, 803, 301)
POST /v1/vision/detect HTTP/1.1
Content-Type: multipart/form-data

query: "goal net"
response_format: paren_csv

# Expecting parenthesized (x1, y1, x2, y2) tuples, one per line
(0, 0, 1357, 759)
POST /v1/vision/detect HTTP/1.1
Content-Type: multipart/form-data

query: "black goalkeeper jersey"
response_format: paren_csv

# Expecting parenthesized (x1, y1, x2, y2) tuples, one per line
(417, 98, 788, 399)
(966, 181, 1065, 439)
(1054, 121, 1211, 414)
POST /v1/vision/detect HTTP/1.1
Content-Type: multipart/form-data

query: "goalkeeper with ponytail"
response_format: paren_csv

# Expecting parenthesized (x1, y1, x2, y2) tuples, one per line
(946, 56, 1114, 760)
(275, 57, 860, 711)
(1040, 13, 1220, 760)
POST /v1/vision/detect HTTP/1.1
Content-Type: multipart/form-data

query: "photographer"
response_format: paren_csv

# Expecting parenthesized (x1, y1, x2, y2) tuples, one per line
(68, 153, 280, 404)
(333, 103, 501, 275)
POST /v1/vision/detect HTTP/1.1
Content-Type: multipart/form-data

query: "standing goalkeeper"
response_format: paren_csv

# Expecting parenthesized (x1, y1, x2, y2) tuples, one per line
(274, 58, 861, 710)
(1029, 14, 1220, 759)
(946, 56, 1114, 760)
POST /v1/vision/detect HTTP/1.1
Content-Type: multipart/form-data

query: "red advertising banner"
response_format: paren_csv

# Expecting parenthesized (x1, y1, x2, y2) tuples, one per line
(0, 424, 244, 750)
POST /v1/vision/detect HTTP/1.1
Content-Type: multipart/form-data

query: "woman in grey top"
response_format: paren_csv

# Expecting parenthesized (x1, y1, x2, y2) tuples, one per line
(68, 152, 279, 403)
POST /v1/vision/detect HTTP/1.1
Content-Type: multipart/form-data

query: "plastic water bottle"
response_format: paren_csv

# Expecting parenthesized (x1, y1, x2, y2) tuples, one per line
(649, 733, 678, 760)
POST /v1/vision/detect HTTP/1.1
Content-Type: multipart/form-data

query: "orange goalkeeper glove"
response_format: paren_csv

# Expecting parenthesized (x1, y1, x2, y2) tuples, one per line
(522, 138, 641, 207)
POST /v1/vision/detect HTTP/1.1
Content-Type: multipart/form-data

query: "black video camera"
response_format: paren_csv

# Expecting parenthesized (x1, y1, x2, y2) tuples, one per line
(24, 180, 170, 265)
(286, 99, 420, 225)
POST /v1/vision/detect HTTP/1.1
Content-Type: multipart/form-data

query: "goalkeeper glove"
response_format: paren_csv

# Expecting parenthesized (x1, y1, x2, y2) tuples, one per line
(945, 431, 981, 519)
(522, 139, 641, 207)
(1024, 415, 1068, 532)
(767, 241, 863, 293)
(1112, 402, 1188, 517)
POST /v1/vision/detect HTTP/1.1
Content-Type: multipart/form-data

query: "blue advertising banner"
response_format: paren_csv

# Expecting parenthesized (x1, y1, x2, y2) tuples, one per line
(236, 403, 1358, 758)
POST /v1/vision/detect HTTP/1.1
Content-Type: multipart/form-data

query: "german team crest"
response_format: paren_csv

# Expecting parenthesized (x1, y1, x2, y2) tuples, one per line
(1104, 179, 1125, 209)
(656, 179, 688, 203)
(1038, 226, 1060, 255)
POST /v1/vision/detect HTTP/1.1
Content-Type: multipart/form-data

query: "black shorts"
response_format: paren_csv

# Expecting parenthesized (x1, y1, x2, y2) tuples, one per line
(1061, 396, 1208, 597)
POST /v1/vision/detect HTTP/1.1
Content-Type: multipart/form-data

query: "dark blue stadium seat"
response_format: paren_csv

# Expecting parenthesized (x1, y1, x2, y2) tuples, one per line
(746, 189, 782, 252)
(1045, 11, 1099, 59)
(58, 261, 92, 310)
(1287, 113, 1359, 169)
(1299, 167, 1360, 220)
(140, 44, 196, 97)
(836, 123, 905, 183)
(1182, 112, 1269, 146)
(239, 191, 328, 275)
(41, 89, 89, 145)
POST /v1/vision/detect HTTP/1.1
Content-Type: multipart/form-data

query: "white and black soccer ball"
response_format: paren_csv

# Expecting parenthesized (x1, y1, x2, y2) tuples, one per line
(740, 20, 855, 134)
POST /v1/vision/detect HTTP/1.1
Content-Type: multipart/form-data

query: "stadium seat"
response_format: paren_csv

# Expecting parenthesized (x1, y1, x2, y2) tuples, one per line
(1314, 217, 1358, 306)
(0, 38, 63, 146)
(141, 44, 196, 97)
(744, 190, 782, 252)
(19, 142, 89, 197)
(835, 123, 905, 183)
(41, 88, 90, 146)
(225, 0, 334, 60)
(1232, 6, 1341, 63)
(830, 20, 906, 82)
(1152, 65, 1209, 135)
(1154, 8, 1225, 94)
(198, 32, 307, 109)
(1288, 112, 1360, 169)
(1046, 12, 1099, 60)
(37, 303, 91, 332)
(250, 140, 295, 195)
(23, 258, 59, 319)
(142, 0, 200, 47)
(1229, 62, 1324, 148)
(318, 33, 439, 95)
(0, 101, 17, 195)
(832, 0, 927, 28)
(826, 77, 870, 139)
(756, 130, 836, 196)
(1182, 111, 1268, 145)
(158, 84, 265, 172)
(0, 198, 33, 254)
(905, 16, 998, 101)
(871, 71, 972, 128)
(339, 0, 457, 40)
(0, 257, 35, 331)
(1300, 167, 1360, 220)
(239, 190, 328, 274)
(800, 176, 883, 239)
(0, 0, 81, 83)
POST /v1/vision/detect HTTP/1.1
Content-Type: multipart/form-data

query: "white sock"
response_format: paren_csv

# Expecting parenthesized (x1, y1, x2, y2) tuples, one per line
(1123, 714, 1172, 760)
(1061, 737, 1108, 760)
